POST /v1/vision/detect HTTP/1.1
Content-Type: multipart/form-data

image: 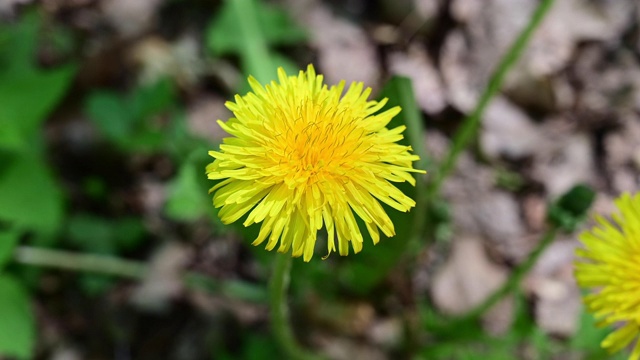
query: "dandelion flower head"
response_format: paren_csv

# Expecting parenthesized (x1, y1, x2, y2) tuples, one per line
(575, 193, 640, 359)
(206, 65, 425, 261)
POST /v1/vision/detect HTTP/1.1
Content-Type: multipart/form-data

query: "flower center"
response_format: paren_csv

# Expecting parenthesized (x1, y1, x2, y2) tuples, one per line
(272, 100, 366, 187)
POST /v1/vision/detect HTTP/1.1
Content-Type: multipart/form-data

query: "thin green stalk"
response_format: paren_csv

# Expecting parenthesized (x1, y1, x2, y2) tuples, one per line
(459, 225, 559, 323)
(13, 246, 267, 302)
(269, 253, 322, 360)
(12, 248, 316, 357)
(14, 246, 147, 279)
(426, 0, 556, 200)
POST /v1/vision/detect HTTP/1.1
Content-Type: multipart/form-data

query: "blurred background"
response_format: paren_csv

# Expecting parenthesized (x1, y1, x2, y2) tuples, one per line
(0, 0, 639, 359)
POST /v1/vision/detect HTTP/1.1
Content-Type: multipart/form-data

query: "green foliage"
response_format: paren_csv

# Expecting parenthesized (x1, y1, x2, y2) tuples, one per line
(67, 214, 146, 254)
(422, 293, 557, 359)
(0, 13, 76, 153)
(0, 13, 75, 236)
(0, 275, 35, 359)
(380, 77, 430, 172)
(548, 184, 596, 232)
(166, 158, 210, 221)
(206, 0, 305, 86)
(0, 153, 64, 234)
(0, 229, 20, 269)
(86, 78, 215, 223)
(241, 334, 282, 360)
(336, 76, 427, 295)
(207, 0, 305, 55)
(428, 197, 453, 243)
(0, 3, 602, 360)
(65, 214, 146, 294)
(214, 333, 282, 360)
(494, 167, 524, 192)
(570, 307, 627, 360)
(85, 79, 181, 153)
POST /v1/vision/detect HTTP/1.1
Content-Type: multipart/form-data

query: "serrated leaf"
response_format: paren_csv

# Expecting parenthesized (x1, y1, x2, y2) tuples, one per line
(0, 153, 63, 234)
(0, 274, 35, 359)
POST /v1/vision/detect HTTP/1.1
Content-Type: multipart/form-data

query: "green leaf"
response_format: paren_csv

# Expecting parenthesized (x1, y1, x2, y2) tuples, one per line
(0, 67, 76, 152)
(237, 52, 302, 94)
(67, 214, 116, 254)
(113, 217, 146, 251)
(510, 291, 536, 337)
(165, 160, 209, 221)
(211, 332, 282, 360)
(0, 120, 25, 150)
(79, 274, 114, 296)
(85, 92, 133, 140)
(67, 214, 146, 253)
(380, 76, 429, 170)
(556, 184, 596, 218)
(547, 184, 596, 232)
(0, 228, 20, 269)
(66, 214, 144, 295)
(244, 334, 282, 360)
(206, 0, 305, 85)
(130, 78, 175, 121)
(271, 53, 301, 76)
(0, 274, 35, 359)
(0, 12, 38, 72)
(206, 0, 305, 56)
(0, 153, 63, 234)
(85, 80, 176, 153)
(570, 307, 617, 358)
(337, 76, 426, 295)
(0, 13, 76, 152)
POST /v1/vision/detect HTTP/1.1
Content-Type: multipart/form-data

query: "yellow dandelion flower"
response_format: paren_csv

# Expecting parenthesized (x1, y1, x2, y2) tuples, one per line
(575, 193, 640, 359)
(206, 64, 425, 262)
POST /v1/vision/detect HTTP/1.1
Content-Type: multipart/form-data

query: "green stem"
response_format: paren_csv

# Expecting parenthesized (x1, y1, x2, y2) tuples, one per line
(426, 0, 555, 200)
(269, 254, 321, 360)
(459, 226, 559, 323)
(14, 246, 147, 279)
(13, 246, 267, 302)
